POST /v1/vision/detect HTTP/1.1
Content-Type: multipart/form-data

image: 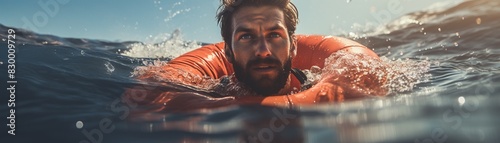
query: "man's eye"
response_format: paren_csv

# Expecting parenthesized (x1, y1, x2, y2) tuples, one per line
(269, 33, 281, 38)
(240, 34, 253, 40)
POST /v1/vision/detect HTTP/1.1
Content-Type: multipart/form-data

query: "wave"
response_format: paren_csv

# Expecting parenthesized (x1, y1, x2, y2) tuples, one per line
(1, 0, 500, 142)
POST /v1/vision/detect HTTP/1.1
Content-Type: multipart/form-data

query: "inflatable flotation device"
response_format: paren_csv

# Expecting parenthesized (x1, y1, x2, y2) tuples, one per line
(127, 35, 380, 111)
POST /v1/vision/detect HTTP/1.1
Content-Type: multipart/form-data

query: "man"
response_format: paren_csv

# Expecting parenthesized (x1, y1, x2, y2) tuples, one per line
(124, 0, 387, 112)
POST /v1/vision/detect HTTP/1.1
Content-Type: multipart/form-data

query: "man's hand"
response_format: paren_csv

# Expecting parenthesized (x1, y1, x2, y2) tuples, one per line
(286, 81, 345, 105)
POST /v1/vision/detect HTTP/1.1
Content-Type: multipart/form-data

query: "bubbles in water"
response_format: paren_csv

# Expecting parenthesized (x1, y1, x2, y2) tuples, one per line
(104, 61, 115, 73)
(438, 28, 441, 32)
(76, 121, 83, 129)
(454, 42, 459, 47)
(80, 50, 85, 55)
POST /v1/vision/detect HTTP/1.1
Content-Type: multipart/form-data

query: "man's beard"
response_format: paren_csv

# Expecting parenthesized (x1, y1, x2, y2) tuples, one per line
(233, 57, 292, 96)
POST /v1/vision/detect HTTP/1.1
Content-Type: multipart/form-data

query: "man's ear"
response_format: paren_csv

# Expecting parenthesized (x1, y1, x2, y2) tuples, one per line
(290, 35, 297, 58)
(224, 44, 234, 63)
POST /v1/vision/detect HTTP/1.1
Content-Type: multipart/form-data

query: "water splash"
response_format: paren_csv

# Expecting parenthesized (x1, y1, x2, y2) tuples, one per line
(164, 8, 191, 22)
(382, 57, 432, 93)
(132, 59, 257, 97)
(132, 60, 220, 89)
(154, 1, 192, 23)
(321, 51, 431, 95)
(121, 29, 200, 58)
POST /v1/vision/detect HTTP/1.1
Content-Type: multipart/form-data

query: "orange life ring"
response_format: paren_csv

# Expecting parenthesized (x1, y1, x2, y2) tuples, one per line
(126, 35, 380, 111)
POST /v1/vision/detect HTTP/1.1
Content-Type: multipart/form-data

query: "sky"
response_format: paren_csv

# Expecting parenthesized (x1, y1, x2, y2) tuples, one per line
(0, 0, 462, 43)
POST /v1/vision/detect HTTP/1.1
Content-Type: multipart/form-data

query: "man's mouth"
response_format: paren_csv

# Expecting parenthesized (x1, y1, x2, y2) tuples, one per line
(252, 64, 277, 72)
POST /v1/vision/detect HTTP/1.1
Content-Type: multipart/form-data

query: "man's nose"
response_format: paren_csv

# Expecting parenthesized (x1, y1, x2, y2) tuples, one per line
(255, 37, 272, 58)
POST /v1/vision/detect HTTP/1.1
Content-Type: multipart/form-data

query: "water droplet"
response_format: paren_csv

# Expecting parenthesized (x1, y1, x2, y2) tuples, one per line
(76, 121, 83, 129)
(476, 18, 482, 25)
(104, 61, 115, 73)
(438, 28, 441, 32)
(346, 0, 352, 3)
(458, 96, 465, 106)
(454, 42, 459, 47)
(400, 51, 403, 55)
(424, 32, 426, 35)
(80, 50, 85, 55)
(462, 17, 465, 20)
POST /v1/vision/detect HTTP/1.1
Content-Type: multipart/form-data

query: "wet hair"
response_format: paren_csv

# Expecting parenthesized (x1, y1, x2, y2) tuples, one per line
(216, 0, 299, 59)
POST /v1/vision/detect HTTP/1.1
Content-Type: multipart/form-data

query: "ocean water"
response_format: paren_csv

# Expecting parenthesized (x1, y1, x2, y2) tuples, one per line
(1, 0, 499, 142)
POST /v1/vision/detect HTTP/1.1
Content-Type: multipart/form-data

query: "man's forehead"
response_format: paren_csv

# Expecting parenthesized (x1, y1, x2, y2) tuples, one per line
(232, 6, 285, 24)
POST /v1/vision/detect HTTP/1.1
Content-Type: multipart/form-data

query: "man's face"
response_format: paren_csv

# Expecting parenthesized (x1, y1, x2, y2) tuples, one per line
(230, 6, 294, 96)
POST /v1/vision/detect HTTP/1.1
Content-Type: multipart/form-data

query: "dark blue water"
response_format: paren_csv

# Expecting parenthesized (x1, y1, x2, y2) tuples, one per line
(1, 0, 499, 142)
